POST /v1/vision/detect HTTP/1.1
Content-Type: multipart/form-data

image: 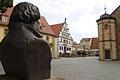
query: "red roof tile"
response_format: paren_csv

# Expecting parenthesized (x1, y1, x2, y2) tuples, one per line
(0, 7, 13, 17)
(39, 16, 49, 27)
(42, 26, 56, 36)
(51, 23, 64, 37)
(39, 16, 56, 36)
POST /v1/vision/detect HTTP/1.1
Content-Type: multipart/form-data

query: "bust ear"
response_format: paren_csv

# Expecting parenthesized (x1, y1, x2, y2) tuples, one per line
(32, 21, 41, 30)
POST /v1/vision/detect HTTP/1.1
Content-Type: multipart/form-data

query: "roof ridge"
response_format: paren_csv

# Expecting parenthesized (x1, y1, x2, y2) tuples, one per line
(50, 22, 64, 26)
(111, 5, 120, 15)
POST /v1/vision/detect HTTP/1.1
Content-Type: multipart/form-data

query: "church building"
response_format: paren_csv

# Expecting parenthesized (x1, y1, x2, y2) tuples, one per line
(97, 6, 120, 61)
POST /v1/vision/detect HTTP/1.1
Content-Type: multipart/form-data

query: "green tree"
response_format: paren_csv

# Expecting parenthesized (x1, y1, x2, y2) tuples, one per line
(0, 0, 13, 13)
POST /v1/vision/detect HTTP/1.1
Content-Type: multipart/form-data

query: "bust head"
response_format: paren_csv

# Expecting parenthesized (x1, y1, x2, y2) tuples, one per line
(9, 2, 40, 24)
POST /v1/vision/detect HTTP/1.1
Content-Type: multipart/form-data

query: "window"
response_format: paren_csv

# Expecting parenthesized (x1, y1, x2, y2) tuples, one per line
(59, 46, 61, 50)
(67, 47, 68, 50)
(46, 36, 49, 41)
(64, 40, 66, 43)
(62, 46, 63, 50)
(69, 48, 71, 51)
(61, 39, 62, 42)
(60, 46, 63, 50)
(104, 24, 109, 29)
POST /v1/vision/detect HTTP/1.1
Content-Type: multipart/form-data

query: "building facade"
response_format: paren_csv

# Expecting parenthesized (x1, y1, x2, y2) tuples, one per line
(78, 38, 91, 53)
(0, 14, 9, 41)
(51, 18, 73, 56)
(0, 7, 13, 42)
(77, 38, 99, 56)
(111, 6, 120, 59)
(90, 38, 99, 56)
(97, 10, 119, 60)
(72, 42, 79, 55)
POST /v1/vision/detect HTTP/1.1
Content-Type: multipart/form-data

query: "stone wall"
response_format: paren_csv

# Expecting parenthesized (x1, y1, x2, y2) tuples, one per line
(111, 6, 120, 59)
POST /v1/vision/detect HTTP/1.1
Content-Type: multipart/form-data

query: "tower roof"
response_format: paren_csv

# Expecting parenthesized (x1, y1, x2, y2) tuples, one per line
(97, 13, 115, 22)
(100, 13, 114, 19)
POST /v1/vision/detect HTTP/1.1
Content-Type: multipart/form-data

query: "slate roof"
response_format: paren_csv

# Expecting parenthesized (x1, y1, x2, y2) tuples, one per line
(100, 13, 112, 19)
(100, 13, 114, 19)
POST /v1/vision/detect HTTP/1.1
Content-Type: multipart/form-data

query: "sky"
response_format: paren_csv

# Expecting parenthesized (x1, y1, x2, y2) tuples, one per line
(14, 0, 120, 43)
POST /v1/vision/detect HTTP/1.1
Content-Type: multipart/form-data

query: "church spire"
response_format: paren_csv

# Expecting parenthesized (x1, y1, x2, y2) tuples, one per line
(64, 18, 67, 23)
(104, 5, 107, 14)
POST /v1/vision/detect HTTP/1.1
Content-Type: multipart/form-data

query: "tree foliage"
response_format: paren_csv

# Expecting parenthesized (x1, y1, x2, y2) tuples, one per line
(0, 0, 13, 13)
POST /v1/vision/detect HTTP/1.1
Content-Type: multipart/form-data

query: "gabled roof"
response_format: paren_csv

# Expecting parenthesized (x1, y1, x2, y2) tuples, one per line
(39, 26, 56, 36)
(39, 16, 49, 27)
(51, 23, 64, 37)
(39, 16, 56, 36)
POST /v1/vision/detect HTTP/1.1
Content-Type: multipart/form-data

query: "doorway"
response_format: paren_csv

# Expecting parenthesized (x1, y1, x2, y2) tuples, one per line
(64, 46, 66, 53)
(105, 49, 110, 59)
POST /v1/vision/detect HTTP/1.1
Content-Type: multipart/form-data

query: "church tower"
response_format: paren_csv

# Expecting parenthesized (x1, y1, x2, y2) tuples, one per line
(97, 11, 117, 61)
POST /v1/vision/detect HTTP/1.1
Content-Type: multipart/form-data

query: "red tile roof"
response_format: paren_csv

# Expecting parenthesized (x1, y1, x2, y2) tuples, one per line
(39, 16, 49, 27)
(90, 37, 99, 49)
(39, 16, 56, 36)
(51, 23, 64, 37)
(0, 7, 13, 17)
(42, 26, 56, 36)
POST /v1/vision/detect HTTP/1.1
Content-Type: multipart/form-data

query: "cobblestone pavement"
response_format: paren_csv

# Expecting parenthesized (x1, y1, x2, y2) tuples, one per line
(51, 57, 120, 80)
(0, 57, 120, 80)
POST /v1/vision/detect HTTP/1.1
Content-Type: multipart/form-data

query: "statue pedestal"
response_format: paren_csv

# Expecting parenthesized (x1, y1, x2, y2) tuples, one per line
(0, 75, 65, 80)
(0, 75, 20, 80)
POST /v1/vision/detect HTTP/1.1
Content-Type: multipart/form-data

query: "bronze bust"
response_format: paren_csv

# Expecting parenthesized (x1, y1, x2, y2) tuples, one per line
(0, 2, 52, 80)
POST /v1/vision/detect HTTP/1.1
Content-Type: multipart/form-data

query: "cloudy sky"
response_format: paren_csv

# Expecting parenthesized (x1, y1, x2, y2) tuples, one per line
(14, 0, 120, 43)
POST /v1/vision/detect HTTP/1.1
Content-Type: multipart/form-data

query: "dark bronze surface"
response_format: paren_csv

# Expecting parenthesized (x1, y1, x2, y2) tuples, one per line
(0, 2, 52, 80)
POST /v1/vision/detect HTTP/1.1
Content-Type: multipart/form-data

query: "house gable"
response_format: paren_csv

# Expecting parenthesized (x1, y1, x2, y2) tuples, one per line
(51, 23, 64, 37)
